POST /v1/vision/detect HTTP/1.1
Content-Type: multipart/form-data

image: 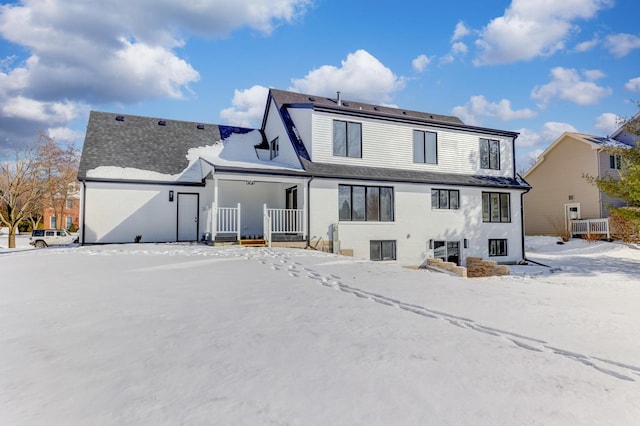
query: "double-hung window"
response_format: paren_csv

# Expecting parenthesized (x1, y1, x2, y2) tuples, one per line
(333, 120, 362, 158)
(482, 192, 510, 222)
(489, 239, 508, 256)
(431, 189, 459, 209)
(413, 130, 437, 164)
(339, 185, 394, 221)
(480, 138, 500, 170)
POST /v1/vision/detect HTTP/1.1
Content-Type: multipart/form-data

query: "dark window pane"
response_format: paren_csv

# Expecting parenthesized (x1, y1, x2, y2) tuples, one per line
(500, 193, 510, 222)
(425, 132, 437, 164)
(413, 130, 425, 163)
(434, 241, 446, 260)
(380, 187, 394, 221)
(347, 122, 362, 157)
(439, 190, 449, 209)
(366, 187, 380, 221)
(480, 139, 489, 169)
(450, 191, 459, 209)
(352, 186, 366, 220)
(333, 121, 346, 156)
(370, 241, 382, 260)
(490, 193, 500, 222)
(489, 140, 500, 169)
(338, 185, 351, 220)
(431, 190, 439, 209)
(382, 241, 396, 260)
(482, 193, 490, 222)
(447, 242, 459, 265)
(610, 155, 615, 169)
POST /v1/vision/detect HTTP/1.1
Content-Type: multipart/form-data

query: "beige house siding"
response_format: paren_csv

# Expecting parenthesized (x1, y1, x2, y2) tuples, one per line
(597, 151, 627, 217)
(524, 135, 601, 235)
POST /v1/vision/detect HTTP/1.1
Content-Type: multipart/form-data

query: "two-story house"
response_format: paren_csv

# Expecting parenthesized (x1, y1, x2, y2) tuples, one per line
(78, 88, 530, 266)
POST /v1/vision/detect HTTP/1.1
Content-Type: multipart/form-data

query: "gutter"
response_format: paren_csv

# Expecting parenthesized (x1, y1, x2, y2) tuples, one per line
(520, 185, 531, 264)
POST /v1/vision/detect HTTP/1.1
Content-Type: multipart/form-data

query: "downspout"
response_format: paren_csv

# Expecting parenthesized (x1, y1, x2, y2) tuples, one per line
(81, 180, 86, 246)
(521, 186, 533, 264)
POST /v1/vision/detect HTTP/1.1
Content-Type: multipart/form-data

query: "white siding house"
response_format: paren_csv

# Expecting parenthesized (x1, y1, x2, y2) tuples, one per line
(78, 88, 530, 266)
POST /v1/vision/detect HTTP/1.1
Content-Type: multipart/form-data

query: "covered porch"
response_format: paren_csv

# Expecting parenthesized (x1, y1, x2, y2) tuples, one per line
(206, 174, 309, 247)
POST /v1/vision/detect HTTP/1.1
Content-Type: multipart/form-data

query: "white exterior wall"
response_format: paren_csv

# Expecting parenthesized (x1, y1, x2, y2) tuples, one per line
(310, 111, 514, 177)
(263, 99, 303, 168)
(309, 179, 524, 266)
(82, 181, 212, 244)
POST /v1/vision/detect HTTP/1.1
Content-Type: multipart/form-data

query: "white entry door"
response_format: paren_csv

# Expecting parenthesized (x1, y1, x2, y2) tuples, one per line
(177, 193, 199, 241)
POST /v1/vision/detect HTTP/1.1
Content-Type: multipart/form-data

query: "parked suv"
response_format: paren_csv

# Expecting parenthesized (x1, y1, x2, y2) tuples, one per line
(29, 229, 79, 248)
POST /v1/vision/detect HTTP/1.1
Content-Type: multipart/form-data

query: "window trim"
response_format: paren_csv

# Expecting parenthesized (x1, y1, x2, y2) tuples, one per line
(431, 189, 460, 210)
(482, 192, 511, 223)
(333, 120, 362, 158)
(488, 239, 508, 257)
(609, 154, 621, 170)
(370, 240, 397, 261)
(413, 130, 438, 164)
(433, 240, 461, 265)
(269, 136, 279, 160)
(339, 184, 394, 222)
(480, 138, 501, 170)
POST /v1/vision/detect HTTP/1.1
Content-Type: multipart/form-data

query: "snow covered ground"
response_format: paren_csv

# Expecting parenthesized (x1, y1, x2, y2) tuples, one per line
(1, 236, 639, 425)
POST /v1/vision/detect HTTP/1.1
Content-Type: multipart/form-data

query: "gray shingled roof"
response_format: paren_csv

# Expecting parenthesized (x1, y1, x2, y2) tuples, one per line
(269, 88, 464, 126)
(78, 111, 224, 179)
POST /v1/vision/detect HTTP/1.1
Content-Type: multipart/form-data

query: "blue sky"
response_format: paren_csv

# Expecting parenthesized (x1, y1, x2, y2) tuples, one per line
(0, 0, 639, 169)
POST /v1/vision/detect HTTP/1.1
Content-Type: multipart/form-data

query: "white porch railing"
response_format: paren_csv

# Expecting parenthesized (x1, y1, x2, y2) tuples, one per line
(215, 203, 241, 241)
(263, 205, 305, 247)
(570, 218, 610, 239)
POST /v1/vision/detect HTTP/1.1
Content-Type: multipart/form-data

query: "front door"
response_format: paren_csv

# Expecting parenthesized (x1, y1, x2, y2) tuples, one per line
(177, 193, 199, 241)
(564, 203, 581, 233)
(286, 186, 298, 209)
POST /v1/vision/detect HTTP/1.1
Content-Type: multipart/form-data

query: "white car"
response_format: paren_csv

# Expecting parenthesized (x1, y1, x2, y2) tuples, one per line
(29, 229, 79, 248)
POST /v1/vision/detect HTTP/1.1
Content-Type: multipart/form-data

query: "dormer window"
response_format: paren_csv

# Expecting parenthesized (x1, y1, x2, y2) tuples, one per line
(413, 130, 437, 164)
(270, 137, 279, 160)
(333, 120, 362, 158)
(480, 138, 500, 170)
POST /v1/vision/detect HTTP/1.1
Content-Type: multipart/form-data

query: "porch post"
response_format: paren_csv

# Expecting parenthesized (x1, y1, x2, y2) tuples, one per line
(237, 202, 241, 242)
(303, 179, 308, 239)
(211, 202, 217, 240)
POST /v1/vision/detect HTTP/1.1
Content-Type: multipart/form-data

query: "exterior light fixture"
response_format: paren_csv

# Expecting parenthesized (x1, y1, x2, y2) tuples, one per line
(169, 190, 174, 202)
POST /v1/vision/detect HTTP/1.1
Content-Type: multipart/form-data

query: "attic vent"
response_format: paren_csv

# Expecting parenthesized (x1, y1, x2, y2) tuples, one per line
(158, 120, 167, 126)
(429, 115, 433, 119)
(308, 96, 316, 101)
(402, 111, 407, 115)
(115, 115, 125, 121)
(197, 124, 205, 130)
(373, 107, 379, 111)
(342, 102, 349, 107)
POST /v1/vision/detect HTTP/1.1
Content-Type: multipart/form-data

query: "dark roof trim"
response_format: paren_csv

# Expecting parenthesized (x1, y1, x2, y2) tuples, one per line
(311, 104, 519, 138)
(79, 177, 206, 187)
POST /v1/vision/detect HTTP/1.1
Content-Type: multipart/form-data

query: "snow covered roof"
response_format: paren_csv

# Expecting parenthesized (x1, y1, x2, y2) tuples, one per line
(78, 111, 302, 183)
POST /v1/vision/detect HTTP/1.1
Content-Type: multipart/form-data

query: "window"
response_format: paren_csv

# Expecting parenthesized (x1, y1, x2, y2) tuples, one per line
(66, 199, 74, 209)
(50, 216, 57, 228)
(433, 240, 460, 265)
(482, 192, 510, 222)
(413, 130, 437, 164)
(370, 240, 396, 261)
(339, 185, 394, 221)
(270, 137, 279, 160)
(333, 120, 362, 158)
(610, 155, 621, 170)
(66, 216, 73, 229)
(480, 138, 500, 170)
(431, 189, 459, 209)
(489, 239, 508, 256)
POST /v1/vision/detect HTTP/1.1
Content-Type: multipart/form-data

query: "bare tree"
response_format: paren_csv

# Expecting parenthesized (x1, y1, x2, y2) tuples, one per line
(0, 145, 45, 248)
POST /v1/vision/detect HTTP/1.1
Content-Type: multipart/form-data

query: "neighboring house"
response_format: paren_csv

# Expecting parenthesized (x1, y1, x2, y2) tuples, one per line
(43, 189, 81, 230)
(78, 89, 530, 266)
(523, 132, 633, 236)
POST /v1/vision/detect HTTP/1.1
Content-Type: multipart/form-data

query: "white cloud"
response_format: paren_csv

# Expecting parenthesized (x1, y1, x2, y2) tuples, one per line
(604, 33, 640, 58)
(412, 54, 432, 73)
(452, 95, 537, 126)
(451, 42, 468, 55)
(593, 113, 619, 135)
(531, 67, 612, 107)
(220, 85, 270, 128)
(625, 77, 640, 92)
(451, 21, 471, 42)
(289, 50, 405, 105)
(47, 127, 85, 145)
(0, 0, 311, 148)
(516, 121, 578, 170)
(474, 0, 613, 65)
(574, 37, 599, 52)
